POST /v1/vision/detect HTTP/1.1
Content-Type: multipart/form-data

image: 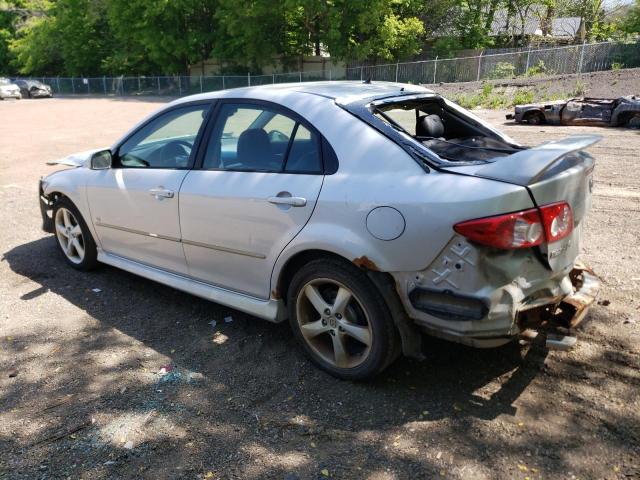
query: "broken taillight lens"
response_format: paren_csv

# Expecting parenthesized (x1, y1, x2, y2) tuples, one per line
(453, 202, 573, 249)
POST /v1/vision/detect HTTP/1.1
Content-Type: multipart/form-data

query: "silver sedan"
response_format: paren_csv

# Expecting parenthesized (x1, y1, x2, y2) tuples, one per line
(39, 81, 600, 379)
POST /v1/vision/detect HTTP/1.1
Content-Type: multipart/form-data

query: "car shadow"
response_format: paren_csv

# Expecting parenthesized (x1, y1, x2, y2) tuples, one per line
(12, 236, 639, 480)
(3, 235, 546, 425)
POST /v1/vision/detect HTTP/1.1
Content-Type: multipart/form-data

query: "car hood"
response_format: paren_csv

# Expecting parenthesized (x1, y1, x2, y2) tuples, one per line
(46, 148, 105, 167)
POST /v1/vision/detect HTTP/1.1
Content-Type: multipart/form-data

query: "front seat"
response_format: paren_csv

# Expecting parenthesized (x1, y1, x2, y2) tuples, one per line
(416, 114, 445, 139)
(236, 128, 272, 170)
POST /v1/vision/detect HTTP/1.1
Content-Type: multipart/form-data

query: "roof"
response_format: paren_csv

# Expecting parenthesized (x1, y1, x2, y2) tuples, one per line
(490, 7, 581, 38)
(172, 81, 433, 107)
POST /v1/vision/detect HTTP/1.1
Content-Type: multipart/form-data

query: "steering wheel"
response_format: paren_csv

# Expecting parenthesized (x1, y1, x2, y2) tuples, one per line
(157, 139, 193, 167)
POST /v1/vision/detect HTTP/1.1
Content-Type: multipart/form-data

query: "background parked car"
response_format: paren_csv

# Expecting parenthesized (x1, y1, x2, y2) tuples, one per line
(13, 79, 53, 99)
(0, 77, 22, 100)
(507, 96, 640, 128)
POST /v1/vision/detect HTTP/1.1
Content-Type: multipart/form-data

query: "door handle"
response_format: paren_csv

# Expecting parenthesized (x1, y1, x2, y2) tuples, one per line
(267, 196, 307, 207)
(149, 188, 174, 199)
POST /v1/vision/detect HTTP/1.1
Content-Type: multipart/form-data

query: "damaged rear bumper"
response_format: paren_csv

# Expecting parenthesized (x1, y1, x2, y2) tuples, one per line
(392, 236, 601, 349)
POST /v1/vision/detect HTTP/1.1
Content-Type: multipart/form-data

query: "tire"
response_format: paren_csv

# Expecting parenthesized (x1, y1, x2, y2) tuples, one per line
(287, 257, 400, 380)
(525, 112, 544, 125)
(52, 197, 99, 271)
(627, 113, 640, 129)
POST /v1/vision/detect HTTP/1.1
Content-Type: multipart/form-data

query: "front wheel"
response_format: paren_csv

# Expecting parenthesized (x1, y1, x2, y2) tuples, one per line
(53, 198, 98, 271)
(288, 258, 400, 380)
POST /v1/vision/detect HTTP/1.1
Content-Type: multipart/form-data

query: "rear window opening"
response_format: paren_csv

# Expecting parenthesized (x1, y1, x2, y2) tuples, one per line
(369, 95, 525, 163)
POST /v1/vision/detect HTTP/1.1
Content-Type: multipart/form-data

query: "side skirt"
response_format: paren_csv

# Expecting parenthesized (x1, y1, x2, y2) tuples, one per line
(97, 251, 285, 323)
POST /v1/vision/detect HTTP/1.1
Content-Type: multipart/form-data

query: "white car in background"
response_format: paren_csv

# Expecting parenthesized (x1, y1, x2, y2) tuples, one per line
(38, 81, 600, 380)
(0, 77, 22, 100)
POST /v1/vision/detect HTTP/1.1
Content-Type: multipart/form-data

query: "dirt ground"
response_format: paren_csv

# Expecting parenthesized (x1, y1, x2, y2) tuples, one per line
(431, 67, 640, 99)
(0, 97, 639, 480)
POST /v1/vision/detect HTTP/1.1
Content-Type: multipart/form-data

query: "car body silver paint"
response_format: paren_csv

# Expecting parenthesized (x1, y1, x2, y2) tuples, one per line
(39, 81, 596, 346)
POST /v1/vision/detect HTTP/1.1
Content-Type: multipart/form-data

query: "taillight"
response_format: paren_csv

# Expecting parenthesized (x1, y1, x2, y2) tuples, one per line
(453, 202, 573, 249)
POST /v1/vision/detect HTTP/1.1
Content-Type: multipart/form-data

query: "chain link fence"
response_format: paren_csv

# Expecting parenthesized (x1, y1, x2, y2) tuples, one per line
(17, 40, 640, 97)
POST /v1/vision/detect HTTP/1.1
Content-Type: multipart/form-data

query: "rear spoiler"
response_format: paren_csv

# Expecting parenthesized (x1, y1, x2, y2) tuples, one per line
(441, 135, 601, 185)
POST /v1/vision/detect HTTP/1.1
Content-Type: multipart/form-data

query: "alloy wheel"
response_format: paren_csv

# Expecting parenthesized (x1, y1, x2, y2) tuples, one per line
(295, 278, 373, 369)
(54, 207, 85, 264)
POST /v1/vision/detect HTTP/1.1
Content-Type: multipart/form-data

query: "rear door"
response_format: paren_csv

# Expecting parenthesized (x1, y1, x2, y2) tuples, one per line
(178, 101, 325, 299)
(86, 103, 211, 274)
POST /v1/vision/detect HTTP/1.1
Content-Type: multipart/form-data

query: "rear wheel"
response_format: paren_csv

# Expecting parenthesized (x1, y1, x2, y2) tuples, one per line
(524, 111, 545, 125)
(53, 198, 98, 271)
(288, 258, 400, 380)
(626, 113, 640, 129)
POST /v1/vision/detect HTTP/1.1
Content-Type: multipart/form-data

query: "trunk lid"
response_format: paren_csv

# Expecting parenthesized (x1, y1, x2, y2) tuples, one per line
(443, 135, 600, 272)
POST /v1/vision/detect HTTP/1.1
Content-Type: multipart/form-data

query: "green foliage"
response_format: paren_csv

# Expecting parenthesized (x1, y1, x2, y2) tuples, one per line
(623, 0, 640, 34)
(512, 89, 534, 105)
(572, 79, 587, 96)
(611, 61, 624, 70)
(485, 62, 516, 80)
(525, 60, 551, 77)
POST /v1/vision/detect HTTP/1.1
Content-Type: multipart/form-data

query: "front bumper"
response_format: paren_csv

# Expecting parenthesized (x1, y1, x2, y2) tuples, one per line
(393, 236, 601, 348)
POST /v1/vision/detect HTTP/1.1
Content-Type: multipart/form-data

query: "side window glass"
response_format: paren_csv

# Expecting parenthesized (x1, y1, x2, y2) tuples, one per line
(204, 104, 294, 172)
(117, 105, 208, 169)
(284, 124, 322, 173)
(203, 103, 321, 174)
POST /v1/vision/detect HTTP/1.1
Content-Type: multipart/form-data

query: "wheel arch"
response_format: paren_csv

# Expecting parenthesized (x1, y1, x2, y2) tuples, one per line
(522, 109, 545, 123)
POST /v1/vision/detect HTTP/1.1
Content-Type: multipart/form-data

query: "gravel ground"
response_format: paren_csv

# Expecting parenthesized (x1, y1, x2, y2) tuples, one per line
(0, 97, 639, 480)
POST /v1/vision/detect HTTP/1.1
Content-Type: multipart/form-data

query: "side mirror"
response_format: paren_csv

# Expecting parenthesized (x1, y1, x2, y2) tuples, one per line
(90, 150, 112, 170)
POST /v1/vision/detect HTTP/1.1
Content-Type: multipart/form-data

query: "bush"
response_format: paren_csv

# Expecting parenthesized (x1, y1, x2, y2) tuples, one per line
(512, 90, 534, 106)
(611, 62, 624, 70)
(572, 80, 587, 96)
(525, 60, 550, 77)
(485, 62, 516, 80)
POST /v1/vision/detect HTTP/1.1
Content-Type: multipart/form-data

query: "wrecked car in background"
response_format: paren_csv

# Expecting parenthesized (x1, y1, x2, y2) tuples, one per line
(0, 77, 22, 100)
(13, 79, 53, 99)
(507, 96, 640, 128)
(39, 81, 601, 380)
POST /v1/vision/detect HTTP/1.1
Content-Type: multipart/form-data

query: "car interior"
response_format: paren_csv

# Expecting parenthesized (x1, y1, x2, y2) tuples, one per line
(374, 97, 522, 162)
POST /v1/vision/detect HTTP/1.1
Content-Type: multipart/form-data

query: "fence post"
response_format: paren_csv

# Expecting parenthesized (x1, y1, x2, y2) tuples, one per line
(360, 65, 364, 81)
(477, 51, 483, 81)
(272, 73, 275, 84)
(56, 77, 60, 94)
(578, 41, 586, 74)
(222, 75, 225, 90)
(103, 76, 107, 94)
(299, 71, 302, 82)
(395, 62, 399, 83)
(178, 77, 182, 96)
(248, 72, 251, 86)
(329, 69, 332, 81)
(137, 75, 141, 93)
(525, 46, 532, 73)
(71, 78, 75, 94)
(433, 56, 438, 84)
(199, 75, 202, 93)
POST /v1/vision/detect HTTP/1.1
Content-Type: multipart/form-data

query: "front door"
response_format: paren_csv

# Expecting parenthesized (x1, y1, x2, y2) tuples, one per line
(86, 103, 211, 274)
(179, 101, 325, 298)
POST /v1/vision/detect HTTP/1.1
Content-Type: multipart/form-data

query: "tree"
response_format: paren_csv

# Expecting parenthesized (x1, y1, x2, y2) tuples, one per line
(107, 0, 219, 75)
(622, 0, 640, 34)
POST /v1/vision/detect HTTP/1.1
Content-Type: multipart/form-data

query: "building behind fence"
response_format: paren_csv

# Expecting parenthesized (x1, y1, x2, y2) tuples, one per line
(17, 40, 640, 97)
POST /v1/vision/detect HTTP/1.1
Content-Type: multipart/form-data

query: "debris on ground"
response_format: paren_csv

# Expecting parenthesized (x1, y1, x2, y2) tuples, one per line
(224, 316, 233, 323)
(91, 288, 101, 293)
(208, 320, 217, 328)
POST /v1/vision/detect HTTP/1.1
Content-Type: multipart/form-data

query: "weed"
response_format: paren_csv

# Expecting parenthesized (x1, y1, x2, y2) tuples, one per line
(486, 62, 516, 80)
(572, 80, 587, 96)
